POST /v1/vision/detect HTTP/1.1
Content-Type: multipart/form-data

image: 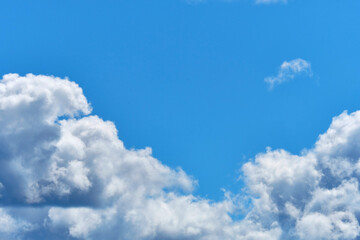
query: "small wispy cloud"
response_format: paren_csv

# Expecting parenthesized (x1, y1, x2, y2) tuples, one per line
(264, 58, 312, 89)
(255, 0, 287, 4)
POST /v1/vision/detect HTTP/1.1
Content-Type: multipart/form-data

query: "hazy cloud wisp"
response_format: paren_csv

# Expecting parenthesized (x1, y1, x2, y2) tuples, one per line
(264, 58, 312, 89)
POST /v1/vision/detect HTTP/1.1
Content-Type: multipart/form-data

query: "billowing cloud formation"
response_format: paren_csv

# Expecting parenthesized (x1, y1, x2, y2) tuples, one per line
(1, 74, 360, 239)
(264, 58, 312, 89)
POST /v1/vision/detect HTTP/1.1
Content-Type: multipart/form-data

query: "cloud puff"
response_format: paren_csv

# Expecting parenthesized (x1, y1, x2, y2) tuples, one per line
(1, 73, 360, 239)
(264, 58, 312, 89)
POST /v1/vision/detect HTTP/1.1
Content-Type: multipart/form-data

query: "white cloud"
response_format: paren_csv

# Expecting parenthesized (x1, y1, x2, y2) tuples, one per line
(47, 207, 105, 238)
(264, 58, 312, 89)
(1, 73, 360, 239)
(0, 208, 34, 239)
(296, 211, 360, 240)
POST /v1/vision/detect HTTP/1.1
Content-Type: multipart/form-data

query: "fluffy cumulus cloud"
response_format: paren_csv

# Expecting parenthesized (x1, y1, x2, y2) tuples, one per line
(1, 73, 360, 239)
(264, 58, 312, 89)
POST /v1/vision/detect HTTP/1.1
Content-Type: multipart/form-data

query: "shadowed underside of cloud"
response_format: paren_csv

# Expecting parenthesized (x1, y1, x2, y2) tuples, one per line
(265, 59, 312, 89)
(1, 73, 360, 239)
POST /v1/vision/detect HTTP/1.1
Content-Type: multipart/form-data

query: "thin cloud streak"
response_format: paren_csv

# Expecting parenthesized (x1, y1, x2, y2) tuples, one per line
(264, 58, 313, 89)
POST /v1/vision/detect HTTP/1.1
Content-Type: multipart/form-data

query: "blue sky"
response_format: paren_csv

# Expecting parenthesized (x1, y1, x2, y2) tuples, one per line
(2, 0, 360, 200)
(1, 1, 360, 239)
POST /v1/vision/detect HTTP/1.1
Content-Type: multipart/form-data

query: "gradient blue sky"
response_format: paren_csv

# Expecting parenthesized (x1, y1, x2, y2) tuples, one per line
(1, 0, 360, 201)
